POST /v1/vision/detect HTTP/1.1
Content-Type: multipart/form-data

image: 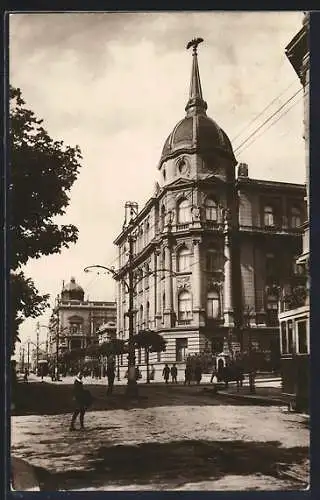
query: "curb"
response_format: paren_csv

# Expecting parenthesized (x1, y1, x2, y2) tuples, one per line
(215, 390, 287, 406)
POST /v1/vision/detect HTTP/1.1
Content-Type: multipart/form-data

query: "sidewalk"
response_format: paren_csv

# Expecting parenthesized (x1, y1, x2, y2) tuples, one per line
(33, 373, 281, 388)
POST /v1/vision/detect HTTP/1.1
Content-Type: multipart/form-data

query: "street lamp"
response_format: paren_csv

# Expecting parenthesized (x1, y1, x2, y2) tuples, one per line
(55, 325, 69, 381)
(243, 306, 256, 394)
(85, 254, 176, 396)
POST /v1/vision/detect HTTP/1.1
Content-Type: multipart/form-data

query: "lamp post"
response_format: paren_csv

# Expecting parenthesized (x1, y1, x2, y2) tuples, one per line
(55, 326, 69, 381)
(84, 250, 175, 396)
(243, 307, 256, 394)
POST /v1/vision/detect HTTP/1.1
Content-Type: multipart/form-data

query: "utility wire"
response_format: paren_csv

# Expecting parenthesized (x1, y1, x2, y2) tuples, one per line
(237, 95, 303, 157)
(234, 87, 303, 154)
(232, 80, 298, 143)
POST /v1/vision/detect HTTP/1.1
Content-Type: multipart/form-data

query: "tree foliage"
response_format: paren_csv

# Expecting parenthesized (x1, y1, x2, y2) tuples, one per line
(9, 86, 83, 351)
(133, 330, 167, 353)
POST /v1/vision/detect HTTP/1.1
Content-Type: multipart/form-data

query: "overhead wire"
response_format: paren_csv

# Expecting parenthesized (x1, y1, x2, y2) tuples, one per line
(231, 80, 298, 143)
(233, 87, 303, 154)
(236, 95, 303, 157)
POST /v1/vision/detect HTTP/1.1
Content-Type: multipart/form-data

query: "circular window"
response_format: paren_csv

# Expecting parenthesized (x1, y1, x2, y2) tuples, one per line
(177, 157, 189, 176)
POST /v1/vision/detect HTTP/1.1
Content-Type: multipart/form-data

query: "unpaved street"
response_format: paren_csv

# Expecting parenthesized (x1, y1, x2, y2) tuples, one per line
(11, 403, 309, 491)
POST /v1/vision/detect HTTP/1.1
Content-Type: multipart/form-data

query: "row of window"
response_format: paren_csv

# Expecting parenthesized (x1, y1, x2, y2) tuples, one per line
(129, 248, 222, 294)
(280, 318, 308, 355)
(161, 198, 220, 227)
(263, 205, 301, 228)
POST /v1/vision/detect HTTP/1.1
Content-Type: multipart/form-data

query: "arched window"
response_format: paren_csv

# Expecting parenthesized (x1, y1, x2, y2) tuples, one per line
(162, 292, 166, 320)
(161, 205, 166, 231)
(178, 291, 192, 323)
(266, 253, 276, 279)
(207, 290, 220, 319)
(291, 206, 301, 228)
(177, 199, 190, 224)
(162, 248, 166, 277)
(145, 263, 150, 288)
(266, 294, 278, 326)
(205, 198, 218, 221)
(145, 218, 150, 244)
(177, 246, 190, 272)
(137, 268, 143, 292)
(139, 304, 144, 328)
(264, 205, 275, 227)
(146, 301, 150, 328)
(206, 249, 219, 272)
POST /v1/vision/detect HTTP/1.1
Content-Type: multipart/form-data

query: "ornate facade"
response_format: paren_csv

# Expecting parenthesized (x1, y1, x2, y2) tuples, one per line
(279, 15, 309, 406)
(48, 277, 116, 360)
(114, 41, 306, 366)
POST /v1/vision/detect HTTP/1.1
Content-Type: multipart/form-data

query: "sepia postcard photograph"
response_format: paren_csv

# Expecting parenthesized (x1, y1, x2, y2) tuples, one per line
(8, 10, 310, 492)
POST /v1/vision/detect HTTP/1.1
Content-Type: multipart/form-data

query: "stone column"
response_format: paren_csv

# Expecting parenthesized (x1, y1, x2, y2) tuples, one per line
(223, 211, 234, 326)
(156, 250, 162, 328)
(164, 243, 173, 327)
(116, 282, 121, 335)
(192, 238, 205, 326)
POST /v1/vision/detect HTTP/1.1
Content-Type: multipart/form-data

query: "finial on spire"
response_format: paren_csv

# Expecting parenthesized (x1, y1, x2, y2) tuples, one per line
(186, 37, 204, 55)
(185, 37, 207, 116)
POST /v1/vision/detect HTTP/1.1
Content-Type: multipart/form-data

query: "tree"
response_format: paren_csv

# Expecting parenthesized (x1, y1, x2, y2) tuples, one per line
(9, 86, 83, 352)
(99, 339, 127, 357)
(133, 330, 167, 383)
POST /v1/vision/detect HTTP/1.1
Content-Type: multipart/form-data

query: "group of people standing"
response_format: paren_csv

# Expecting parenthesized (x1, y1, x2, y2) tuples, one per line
(162, 363, 203, 385)
(162, 363, 178, 384)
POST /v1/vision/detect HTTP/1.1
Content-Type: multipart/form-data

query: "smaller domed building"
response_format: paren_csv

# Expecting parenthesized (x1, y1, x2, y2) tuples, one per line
(48, 277, 116, 367)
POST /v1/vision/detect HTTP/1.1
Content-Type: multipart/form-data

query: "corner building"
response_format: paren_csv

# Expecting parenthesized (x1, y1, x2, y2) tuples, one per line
(114, 43, 306, 368)
(48, 277, 116, 361)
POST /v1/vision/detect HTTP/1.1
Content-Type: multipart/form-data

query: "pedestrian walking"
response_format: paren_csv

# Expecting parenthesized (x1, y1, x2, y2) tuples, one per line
(210, 368, 218, 393)
(69, 372, 92, 431)
(184, 364, 192, 385)
(135, 366, 142, 380)
(194, 363, 202, 385)
(106, 360, 116, 395)
(170, 363, 178, 383)
(149, 365, 155, 381)
(162, 364, 170, 384)
(23, 368, 29, 383)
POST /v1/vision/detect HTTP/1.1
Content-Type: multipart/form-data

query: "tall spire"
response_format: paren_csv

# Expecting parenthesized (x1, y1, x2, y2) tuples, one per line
(185, 37, 207, 117)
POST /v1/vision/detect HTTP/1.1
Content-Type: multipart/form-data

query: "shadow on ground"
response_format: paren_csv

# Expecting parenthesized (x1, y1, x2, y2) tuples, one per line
(34, 439, 308, 491)
(13, 382, 281, 416)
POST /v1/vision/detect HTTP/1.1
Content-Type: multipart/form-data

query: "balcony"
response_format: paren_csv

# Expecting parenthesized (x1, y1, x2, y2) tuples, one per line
(239, 224, 302, 236)
(279, 285, 308, 313)
(176, 223, 190, 231)
(177, 319, 192, 326)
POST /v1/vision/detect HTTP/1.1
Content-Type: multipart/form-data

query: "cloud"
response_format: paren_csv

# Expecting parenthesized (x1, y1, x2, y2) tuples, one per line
(9, 11, 305, 342)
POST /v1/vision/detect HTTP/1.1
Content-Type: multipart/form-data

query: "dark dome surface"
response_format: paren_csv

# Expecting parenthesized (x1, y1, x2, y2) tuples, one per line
(62, 277, 84, 301)
(161, 114, 236, 165)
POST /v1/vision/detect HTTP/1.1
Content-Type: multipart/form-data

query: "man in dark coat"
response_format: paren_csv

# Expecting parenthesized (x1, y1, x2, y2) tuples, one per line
(70, 372, 91, 431)
(194, 363, 202, 385)
(106, 360, 116, 395)
(184, 364, 192, 385)
(162, 364, 170, 384)
(170, 363, 178, 383)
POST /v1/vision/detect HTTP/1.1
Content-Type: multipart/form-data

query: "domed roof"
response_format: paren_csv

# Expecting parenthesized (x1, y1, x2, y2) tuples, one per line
(62, 277, 84, 301)
(161, 115, 236, 164)
(160, 38, 236, 166)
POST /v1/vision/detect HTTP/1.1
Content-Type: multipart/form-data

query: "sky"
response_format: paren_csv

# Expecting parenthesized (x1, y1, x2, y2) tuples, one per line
(9, 11, 305, 348)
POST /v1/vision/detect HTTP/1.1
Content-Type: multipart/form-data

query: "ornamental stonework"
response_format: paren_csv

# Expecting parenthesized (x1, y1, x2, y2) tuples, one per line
(177, 276, 191, 291)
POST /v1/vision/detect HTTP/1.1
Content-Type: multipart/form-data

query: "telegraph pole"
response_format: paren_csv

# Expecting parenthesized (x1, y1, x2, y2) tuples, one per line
(56, 312, 60, 381)
(36, 322, 40, 375)
(126, 230, 138, 396)
(21, 347, 25, 371)
(27, 341, 30, 372)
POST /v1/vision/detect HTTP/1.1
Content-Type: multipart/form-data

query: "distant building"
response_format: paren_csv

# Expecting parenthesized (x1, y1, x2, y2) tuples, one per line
(279, 14, 309, 409)
(48, 277, 116, 362)
(114, 39, 306, 368)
